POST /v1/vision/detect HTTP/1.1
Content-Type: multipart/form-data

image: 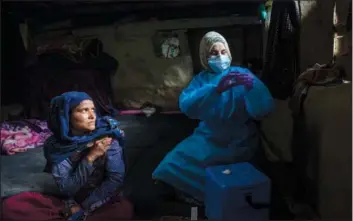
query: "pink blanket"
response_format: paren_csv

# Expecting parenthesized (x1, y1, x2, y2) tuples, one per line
(1, 119, 52, 155)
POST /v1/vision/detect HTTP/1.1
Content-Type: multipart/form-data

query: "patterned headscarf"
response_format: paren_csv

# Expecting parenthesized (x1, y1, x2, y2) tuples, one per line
(199, 31, 232, 72)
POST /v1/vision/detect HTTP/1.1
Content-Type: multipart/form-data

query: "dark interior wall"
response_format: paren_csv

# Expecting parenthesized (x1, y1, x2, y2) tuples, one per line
(1, 1, 265, 112)
(5, 2, 263, 34)
(1, 5, 26, 106)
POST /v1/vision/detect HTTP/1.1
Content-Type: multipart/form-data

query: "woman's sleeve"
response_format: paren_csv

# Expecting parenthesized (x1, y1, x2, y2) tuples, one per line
(179, 74, 220, 121)
(52, 157, 95, 196)
(242, 68, 275, 119)
(79, 140, 125, 212)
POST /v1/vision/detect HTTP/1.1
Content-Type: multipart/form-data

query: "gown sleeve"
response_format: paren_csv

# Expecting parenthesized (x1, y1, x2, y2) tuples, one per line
(240, 67, 275, 119)
(179, 68, 274, 122)
(179, 74, 220, 121)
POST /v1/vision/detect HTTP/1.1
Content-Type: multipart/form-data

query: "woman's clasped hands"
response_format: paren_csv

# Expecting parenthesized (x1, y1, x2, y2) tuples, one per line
(216, 72, 254, 94)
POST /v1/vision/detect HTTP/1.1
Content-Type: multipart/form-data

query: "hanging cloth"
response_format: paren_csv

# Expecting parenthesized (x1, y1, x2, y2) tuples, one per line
(262, 0, 301, 100)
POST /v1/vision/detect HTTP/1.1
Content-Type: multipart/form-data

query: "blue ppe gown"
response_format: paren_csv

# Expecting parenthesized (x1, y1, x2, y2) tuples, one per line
(152, 66, 275, 202)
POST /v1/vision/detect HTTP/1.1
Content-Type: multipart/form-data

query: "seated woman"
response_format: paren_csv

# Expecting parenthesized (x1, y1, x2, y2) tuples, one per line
(2, 92, 133, 221)
(152, 31, 275, 203)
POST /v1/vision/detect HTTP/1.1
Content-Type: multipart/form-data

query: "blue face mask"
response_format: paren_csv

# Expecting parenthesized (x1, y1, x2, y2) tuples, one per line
(208, 55, 231, 73)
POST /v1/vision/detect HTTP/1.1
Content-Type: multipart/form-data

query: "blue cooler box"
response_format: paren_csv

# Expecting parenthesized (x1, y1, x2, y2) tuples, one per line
(205, 163, 271, 221)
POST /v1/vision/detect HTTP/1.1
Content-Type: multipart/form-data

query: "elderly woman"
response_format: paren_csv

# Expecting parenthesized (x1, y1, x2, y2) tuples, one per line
(152, 31, 275, 203)
(2, 92, 133, 221)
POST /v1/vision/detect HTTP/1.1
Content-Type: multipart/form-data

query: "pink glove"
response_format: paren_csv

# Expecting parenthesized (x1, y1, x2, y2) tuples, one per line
(216, 72, 254, 94)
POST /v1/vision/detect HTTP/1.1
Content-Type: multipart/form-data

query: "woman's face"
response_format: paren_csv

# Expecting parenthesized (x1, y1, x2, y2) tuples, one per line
(208, 42, 227, 58)
(70, 99, 96, 134)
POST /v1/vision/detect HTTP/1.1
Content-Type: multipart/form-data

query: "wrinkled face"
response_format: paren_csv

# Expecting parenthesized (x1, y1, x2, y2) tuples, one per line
(70, 100, 96, 134)
(208, 42, 228, 59)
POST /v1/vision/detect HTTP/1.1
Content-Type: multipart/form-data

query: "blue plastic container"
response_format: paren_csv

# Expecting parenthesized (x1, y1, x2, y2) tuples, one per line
(205, 163, 271, 221)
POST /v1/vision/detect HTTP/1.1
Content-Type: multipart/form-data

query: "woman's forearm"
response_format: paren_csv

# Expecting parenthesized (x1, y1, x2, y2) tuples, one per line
(79, 172, 124, 212)
(52, 159, 96, 196)
(80, 141, 125, 212)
